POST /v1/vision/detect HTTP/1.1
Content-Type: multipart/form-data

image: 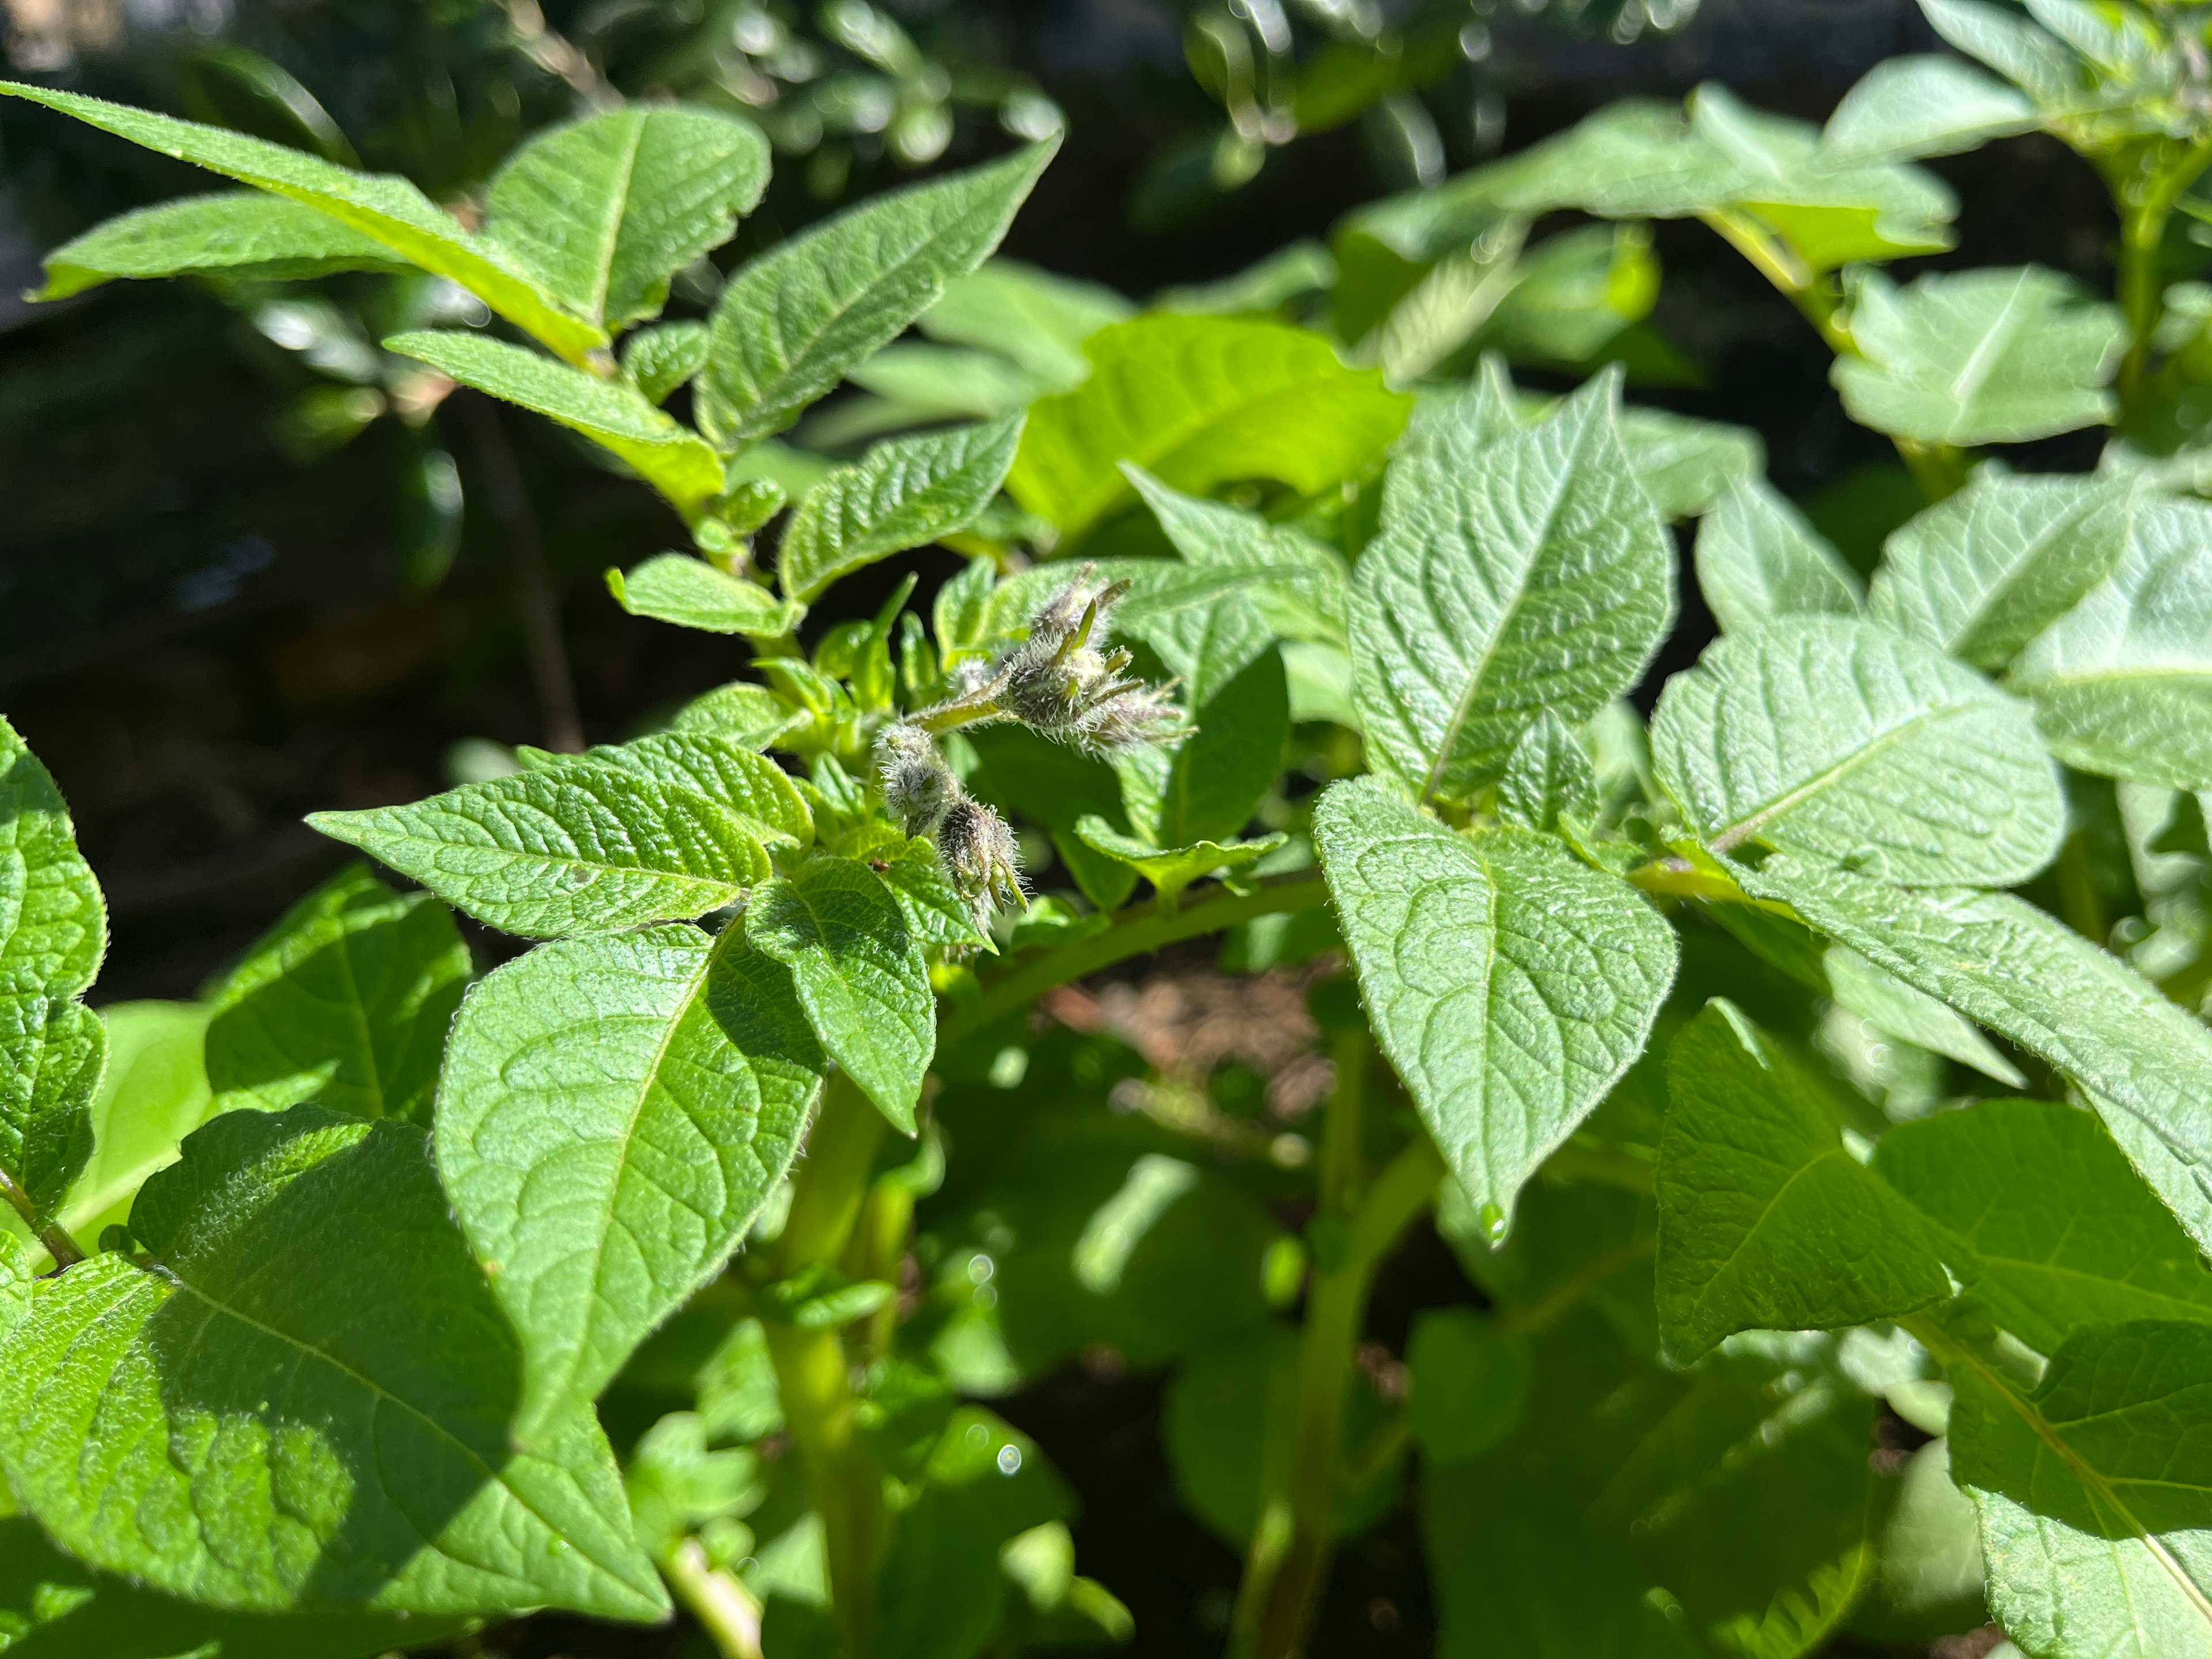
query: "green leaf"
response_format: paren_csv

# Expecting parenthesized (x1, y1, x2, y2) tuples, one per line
(1822, 55, 2040, 160)
(1406, 1308, 1531, 1460)
(555, 731, 813, 846)
(1655, 1000, 1967, 1365)
(1313, 779, 1676, 1228)
(35, 191, 412, 300)
(0, 1513, 466, 1659)
(1073, 818, 1286, 908)
(1424, 1312, 1878, 1659)
(622, 319, 709, 406)
(1652, 616, 2065, 885)
(919, 257, 1132, 384)
(696, 141, 1055, 448)
(670, 679, 802, 747)
(308, 762, 775, 938)
(607, 553, 804, 638)
(1351, 370, 1675, 803)
(203, 863, 469, 1123)
(0, 81, 603, 362)
(1615, 402, 1765, 521)
(1823, 945, 2026, 1085)
(873, 835, 993, 950)
(1734, 853, 2212, 1253)
(1695, 475, 1863, 634)
(1833, 266, 2126, 446)
(437, 925, 819, 1430)
(1866, 465, 2134, 671)
(1158, 647, 1290, 848)
(1921, 0, 2087, 109)
(746, 857, 934, 1133)
(1496, 710, 1599, 833)
(777, 415, 1024, 601)
(1122, 463, 1350, 645)
(2009, 496, 2212, 788)
(0, 717, 106, 1223)
(0, 1106, 665, 1621)
(384, 331, 725, 514)
(1877, 1098, 2212, 1355)
(482, 106, 768, 331)
(1948, 1319, 2212, 1659)
(1006, 313, 1412, 539)
(24, 1001, 214, 1260)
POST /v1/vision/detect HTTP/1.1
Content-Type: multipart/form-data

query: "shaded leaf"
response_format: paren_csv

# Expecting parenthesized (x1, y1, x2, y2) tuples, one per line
(1695, 475, 1862, 635)
(1073, 818, 1286, 908)
(1822, 54, 2040, 160)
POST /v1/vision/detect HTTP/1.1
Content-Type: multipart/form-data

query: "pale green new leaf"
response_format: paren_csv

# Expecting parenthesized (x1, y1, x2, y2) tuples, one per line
(2009, 495, 2212, 788)
(745, 858, 933, 1133)
(1821, 55, 2040, 160)
(384, 331, 725, 514)
(1313, 779, 1676, 1226)
(670, 680, 803, 748)
(1651, 616, 2064, 885)
(1735, 853, 2212, 1252)
(1823, 945, 2025, 1085)
(0, 1106, 666, 1621)
(696, 141, 1055, 447)
(35, 191, 411, 300)
(1615, 404, 1765, 520)
(1007, 313, 1412, 539)
(437, 925, 819, 1431)
(0, 717, 107, 1222)
(1833, 266, 2126, 446)
(1655, 1001, 1965, 1365)
(1877, 1099, 2212, 1355)
(204, 863, 469, 1122)
(777, 415, 1023, 601)
(482, 106, 768, 331)
(1695, 475, 1862, 635)
(0, 81, 603, 361)
(1496, 711, 1598, 832)
(608, 554, 804, 638)
(307, 764, 774, 937)
(919, 257, 1132, 384)
(622, 320, 709, 406)
(1074, 818, 1286, 908)
(1948, 1319, 2212, 1659)
(1351, 370, 1674, 803)
(1122, 464, 1349, 645)
(1921, 0, 2086, 108)
(1868, 465, 2134, 671)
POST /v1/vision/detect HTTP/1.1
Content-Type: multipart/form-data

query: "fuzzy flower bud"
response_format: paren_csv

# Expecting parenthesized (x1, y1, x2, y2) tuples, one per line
(990, 567, 1184, 755)
(937, 796, 1024, 934)
(876, 721, 959, 839)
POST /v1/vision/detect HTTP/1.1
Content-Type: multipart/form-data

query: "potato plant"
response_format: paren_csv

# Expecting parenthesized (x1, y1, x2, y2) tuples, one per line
(7, 3, 2212, 1655)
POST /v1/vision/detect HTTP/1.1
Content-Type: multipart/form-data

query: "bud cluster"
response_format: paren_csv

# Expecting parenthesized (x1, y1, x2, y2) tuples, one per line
(876, 721, 1024, 938)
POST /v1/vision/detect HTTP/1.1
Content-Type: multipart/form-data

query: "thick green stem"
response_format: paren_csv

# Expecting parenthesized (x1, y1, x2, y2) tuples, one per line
(660, 1537, 764, 1659)
(0, 1167, 82, 1269)
(1237, 1111, 1446, 1659)
(765, 1073, 888, 1657)
(943, 871, 1330, 1041)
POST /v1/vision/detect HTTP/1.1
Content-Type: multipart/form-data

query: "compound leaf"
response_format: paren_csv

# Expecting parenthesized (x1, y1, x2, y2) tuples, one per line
(1651, 616, 2064, 885)
(1877, 1098, 2212, 1355)
(1867, 465, 2134, 671)
(2009, 495, 2212, 789)
(1313, 779, 1676, 1228)
(1351, 370, 1673, 804)
(308, 763, 774, 938)
(696, 141, 1054, 448)
(0, 81, 602, 361)
(1695, 475, 1862, 635)
(1736, 853, 2212, 1253)
(1007, 313, 1411, 539)
(1948, 1319, 2212, 1659)
(204, 863, 470, 1123)
(35, 191, 410, 300)
(745, 857, 933, 1133)
(437, 925, 819, 1431)
(483, 105, 768, 331)
(607, 554, 804, 638)
(385, 331, 725, 514)
(1656, 1000, 1965, 1365)
(777, 414, 1023, 601)
(1833, 266, 2126, 446)
(0, 1106, 666, 1622)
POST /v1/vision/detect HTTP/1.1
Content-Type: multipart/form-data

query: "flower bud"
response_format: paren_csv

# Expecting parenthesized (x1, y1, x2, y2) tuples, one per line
(876, 721, 959, 838)
(937, 797, 1024, 933)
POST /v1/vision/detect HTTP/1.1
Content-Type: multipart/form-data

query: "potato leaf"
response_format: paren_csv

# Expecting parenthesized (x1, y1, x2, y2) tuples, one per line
(35, 191, 411, 300)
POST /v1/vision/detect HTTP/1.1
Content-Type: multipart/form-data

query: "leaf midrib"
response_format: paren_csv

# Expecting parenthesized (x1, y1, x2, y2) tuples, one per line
(1709, 697, 1982, 852)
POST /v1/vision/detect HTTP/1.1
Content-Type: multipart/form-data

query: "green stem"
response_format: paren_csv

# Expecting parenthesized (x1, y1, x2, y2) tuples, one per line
(0, 1168, 82, 1269)
(1237, 1122, 1446, 1659)
(660, 1537, 764, 1659)
(764, 1072, 887, 1657)
(943, 871, 1330, 1041)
